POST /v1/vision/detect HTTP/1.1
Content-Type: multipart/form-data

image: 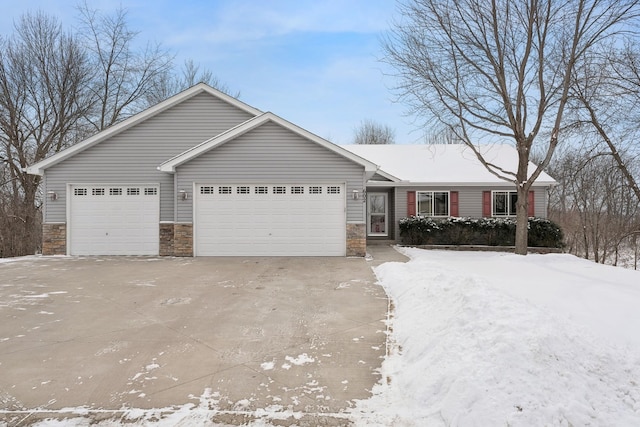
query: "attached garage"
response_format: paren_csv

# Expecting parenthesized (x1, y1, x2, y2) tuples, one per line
(195, 184, 346, 256)
(68, 185, 160, 255)
(29, 85, 375, 257)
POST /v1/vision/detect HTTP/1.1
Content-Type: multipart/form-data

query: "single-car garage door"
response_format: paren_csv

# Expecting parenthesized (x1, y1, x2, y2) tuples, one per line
(69, 185, 159, 255)
(195, 184, 346, 256)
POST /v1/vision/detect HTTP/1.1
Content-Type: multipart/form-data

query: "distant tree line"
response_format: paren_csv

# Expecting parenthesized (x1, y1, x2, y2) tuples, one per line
(0, 3, 234, 257)
(543, 148, 640, 268)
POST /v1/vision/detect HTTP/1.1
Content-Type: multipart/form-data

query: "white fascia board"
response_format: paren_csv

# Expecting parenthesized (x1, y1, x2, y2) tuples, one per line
(158, 114, 269, 172)
(364, 180, 557, 188)
(268, 113, 381, 174)
(372, 168, 401, 182)
(158, 111, 383, 174)
(26, 83, 262, 176)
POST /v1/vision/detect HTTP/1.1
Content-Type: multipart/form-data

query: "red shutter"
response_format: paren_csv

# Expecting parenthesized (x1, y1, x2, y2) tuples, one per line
(450, 191, 459, 217)
(407, 191, 416, 216)
(528, 191, 535, 217)
(482, 191, 491, 217)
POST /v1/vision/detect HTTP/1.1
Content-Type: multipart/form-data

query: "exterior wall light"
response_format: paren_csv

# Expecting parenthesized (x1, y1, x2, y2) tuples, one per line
(179, 189, 188, 200)
(352, 189, 360, 200)
(47, 191, 58, 201)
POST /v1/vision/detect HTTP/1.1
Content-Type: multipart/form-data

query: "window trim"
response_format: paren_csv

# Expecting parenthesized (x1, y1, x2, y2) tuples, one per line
(416, 191, 450, 217)
(491, 190, 518, 217)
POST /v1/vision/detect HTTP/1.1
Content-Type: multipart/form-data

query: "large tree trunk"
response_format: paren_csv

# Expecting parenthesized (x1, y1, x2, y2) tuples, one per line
(515, 185, 530, 255)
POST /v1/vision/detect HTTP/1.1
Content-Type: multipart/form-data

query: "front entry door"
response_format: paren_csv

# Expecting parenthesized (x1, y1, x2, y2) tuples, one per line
(368, 193, 388, 236)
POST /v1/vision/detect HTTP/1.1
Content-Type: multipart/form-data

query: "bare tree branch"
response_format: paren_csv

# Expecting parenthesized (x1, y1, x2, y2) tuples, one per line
(383, 0, 640, 254)
(353, 119, 396, 144)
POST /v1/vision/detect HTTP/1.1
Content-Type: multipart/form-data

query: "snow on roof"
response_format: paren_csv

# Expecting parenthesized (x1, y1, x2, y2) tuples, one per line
(341, 144, 556, 186)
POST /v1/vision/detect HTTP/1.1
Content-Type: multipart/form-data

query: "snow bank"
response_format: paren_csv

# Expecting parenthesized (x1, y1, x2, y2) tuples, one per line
(352, 248, 640, 426)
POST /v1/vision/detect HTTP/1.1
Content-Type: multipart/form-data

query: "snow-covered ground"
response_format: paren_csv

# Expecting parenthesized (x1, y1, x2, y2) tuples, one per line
(25, 249, 640, 426)
(352, 248, 640, 426)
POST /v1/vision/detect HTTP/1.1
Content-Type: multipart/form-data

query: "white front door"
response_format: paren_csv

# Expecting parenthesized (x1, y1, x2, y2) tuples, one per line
(195, 184, 346, 256)
(367, 193, 387, 236)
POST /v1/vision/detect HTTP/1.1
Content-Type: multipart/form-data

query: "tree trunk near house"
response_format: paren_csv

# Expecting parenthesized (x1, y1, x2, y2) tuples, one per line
(515, 185, 530, 255)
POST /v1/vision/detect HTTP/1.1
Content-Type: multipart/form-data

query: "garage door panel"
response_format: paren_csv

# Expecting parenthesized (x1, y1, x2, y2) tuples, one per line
(196, 184, 346, 256)
(70, 185, 159, 256)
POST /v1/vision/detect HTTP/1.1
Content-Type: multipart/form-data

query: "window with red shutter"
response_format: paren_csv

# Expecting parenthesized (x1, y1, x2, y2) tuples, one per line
(528, 191, 535, 217)
(450, 191, 459, 217)
(407, 191, 416, 216)
(482, 191, 491, 217)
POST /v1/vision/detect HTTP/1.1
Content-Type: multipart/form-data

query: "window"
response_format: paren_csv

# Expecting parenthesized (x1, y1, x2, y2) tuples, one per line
(327, 186, 341, 194)
(417, 191, 449, 217)
(218, 186, 232, 194)
(273, 186, 286, 194)
(144, 187, 157, 196)
(493, 191, 518, 216)
(237, 186, 250, 194)
(74, 188, 87, 196)
(109, 188, 122, 196)
(200, 186, 214, 194)
(309, 186, 322, 194)
(291, 186, 304, 194)
(92, 188, 105, 196)
(255, 186, 268, 194)
(127, 188, 140, 196)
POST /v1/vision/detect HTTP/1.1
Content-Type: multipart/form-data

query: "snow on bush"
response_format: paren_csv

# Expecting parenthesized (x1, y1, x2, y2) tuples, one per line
(399, 216, 564, 247)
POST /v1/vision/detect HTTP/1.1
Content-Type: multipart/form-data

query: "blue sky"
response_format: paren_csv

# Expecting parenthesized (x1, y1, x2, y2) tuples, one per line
(1, 0, 423, 144)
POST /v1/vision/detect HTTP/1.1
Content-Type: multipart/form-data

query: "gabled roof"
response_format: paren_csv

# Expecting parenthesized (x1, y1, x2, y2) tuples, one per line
(158, 112, 385, 175)
(26, 83, 262, 176)
(341, 144, 557, 186)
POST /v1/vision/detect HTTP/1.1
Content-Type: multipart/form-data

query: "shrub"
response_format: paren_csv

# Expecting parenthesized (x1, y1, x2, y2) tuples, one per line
(527, 217, 565, 248)
(399, 216, 564, 248)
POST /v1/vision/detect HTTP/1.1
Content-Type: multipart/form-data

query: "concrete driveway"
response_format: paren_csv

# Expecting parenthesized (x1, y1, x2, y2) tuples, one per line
(0, 249, 401, 425)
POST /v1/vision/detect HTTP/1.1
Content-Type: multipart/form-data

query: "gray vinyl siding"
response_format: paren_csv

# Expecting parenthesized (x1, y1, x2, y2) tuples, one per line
(43, 92, 254, 222)
(176, 121, 366, 223)
(393, 186, 550, 240)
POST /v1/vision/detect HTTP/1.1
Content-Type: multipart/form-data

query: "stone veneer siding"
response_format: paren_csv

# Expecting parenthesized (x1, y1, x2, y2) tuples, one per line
(159, 223, 174, 256)
(42, 223, 66, 255)
(173, 223, 193, 256)
(346, 223, 366, 257)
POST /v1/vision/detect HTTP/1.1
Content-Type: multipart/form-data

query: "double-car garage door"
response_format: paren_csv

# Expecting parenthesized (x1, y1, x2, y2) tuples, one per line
(68, 183, 346, 256)
(195, 184, 346, 256)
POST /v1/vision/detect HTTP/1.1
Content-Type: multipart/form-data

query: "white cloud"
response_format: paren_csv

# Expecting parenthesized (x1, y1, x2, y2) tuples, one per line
(162, 0, 396, 47)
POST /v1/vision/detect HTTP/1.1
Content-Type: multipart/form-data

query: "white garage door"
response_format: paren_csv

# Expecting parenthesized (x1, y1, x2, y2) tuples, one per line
(195, 184, 346, 256)
(69, 185, 159, 255)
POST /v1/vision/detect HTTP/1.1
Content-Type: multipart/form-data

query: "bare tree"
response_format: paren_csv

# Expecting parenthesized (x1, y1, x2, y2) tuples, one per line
(76, 1, 173, 131)
(569, 43, 640, 202)
(145, 59, 240, 106)
(354, 119, 396, 144)
(424, 126, 461, 144)
(546, 148, 639, 264)
(384, 0, 640, 254)
(0, 6, 238, 258)
(0, 12, 92, 256)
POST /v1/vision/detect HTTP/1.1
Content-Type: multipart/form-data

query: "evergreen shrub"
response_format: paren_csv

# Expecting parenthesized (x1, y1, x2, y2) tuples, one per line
(398, 216, 564, 248)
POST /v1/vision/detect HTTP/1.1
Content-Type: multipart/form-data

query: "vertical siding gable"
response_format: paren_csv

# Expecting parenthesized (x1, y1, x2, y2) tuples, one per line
(43, 92, 256, 222)
(176, 121, 366, 223)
